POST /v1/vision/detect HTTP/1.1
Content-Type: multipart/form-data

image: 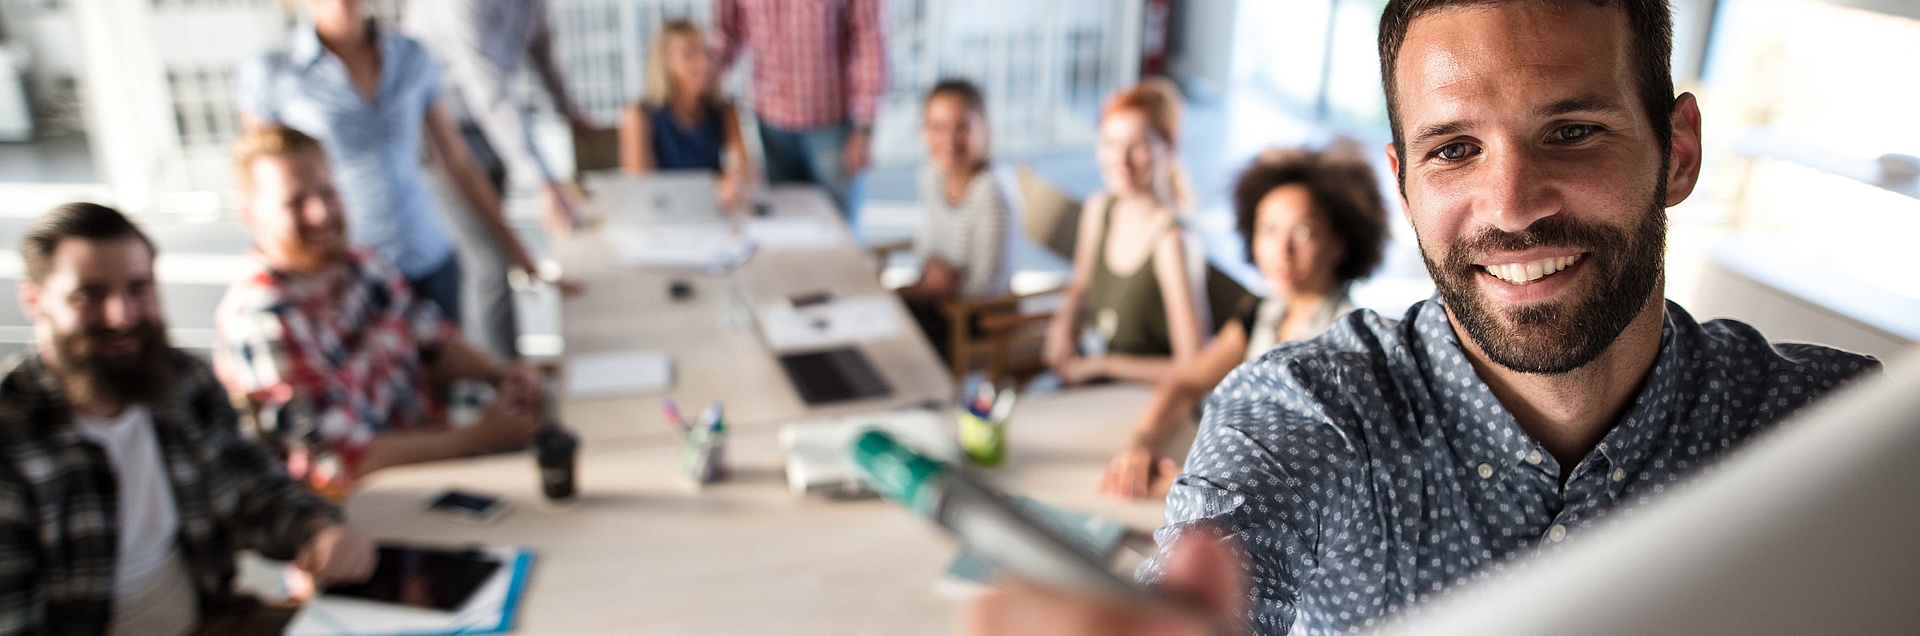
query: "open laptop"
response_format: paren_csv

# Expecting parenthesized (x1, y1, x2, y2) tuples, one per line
(777, 347, 892, 406)
(592, 171, 720, 227)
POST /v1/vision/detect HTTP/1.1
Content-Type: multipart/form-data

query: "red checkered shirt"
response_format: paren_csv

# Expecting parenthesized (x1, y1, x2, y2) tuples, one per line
(212, 249, 457, 489)
(714, 0, 889, 130)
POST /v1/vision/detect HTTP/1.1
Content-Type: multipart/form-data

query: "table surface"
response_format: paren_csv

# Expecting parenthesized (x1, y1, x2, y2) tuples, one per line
(553, 181, 954, 444)
(340, 179, 1165, 634)
(345, 384, 1161, 635)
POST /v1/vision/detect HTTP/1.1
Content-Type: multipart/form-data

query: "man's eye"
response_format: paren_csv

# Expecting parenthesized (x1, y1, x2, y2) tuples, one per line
(1433, 143, 1475, 161)
(1550, 124, 1598, 142)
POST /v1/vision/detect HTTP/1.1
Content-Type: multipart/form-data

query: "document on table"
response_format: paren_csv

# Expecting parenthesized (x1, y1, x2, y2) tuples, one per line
(566, 350, 673, 399)
(756, 295, 904, 352)
(604, 225, 753, 271)
(286, 546, 534, 636)
(742, 217, 841, 251)
(779, 409, 958, 496)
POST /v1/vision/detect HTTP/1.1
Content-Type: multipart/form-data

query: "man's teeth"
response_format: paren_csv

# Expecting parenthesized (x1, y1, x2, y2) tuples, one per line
(1485, 254, 1582, 284)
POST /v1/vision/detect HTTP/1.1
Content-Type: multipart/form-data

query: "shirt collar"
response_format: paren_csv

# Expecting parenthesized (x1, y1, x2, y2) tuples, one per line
(1417, 296, 1690, 479)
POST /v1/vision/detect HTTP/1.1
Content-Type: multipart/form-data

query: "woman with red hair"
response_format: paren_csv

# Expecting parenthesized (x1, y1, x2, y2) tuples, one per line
(1043, 80, 1206, 386)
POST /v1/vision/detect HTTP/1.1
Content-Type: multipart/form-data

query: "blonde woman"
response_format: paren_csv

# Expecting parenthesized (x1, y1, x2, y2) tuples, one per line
(1042, 81, 1206, 386)
(619, 20, 752, 209)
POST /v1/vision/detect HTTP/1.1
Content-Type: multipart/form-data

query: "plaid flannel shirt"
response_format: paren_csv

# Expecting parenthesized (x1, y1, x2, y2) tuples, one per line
(0, 350, 340, 636)
(714, 0, 889, 130)
(213, 250, 457, 490)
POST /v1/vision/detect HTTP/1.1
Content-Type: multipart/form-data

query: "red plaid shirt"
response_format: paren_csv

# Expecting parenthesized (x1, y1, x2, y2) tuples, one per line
(715, 0, 889, 130)
(212, 250, 457, 489)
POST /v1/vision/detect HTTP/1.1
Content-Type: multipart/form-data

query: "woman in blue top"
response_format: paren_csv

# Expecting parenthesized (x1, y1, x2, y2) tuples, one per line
(237, 0, 542, 321)
(618, 20, 752, 210)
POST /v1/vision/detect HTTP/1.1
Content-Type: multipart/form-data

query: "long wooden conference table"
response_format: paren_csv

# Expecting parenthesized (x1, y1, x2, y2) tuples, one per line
(339, 179, 1166, 633)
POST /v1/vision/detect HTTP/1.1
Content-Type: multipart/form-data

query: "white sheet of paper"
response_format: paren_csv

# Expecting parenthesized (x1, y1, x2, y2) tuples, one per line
(603, 225, 752, 271)
(779, 410, 957, 496)
(742, 217, 841, 251)
(566, 350, 673, 399)
(756, 295, 904, 352)
(286, 546, 531, 636)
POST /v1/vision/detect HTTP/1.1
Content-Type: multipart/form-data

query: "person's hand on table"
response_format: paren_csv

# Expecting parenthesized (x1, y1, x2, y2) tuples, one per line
(464, 389, 541, 454)
(843, 127, 873, 176)
(295, 523, 376, 587)
(1055, 355, 1103, 387)
(1100, 444, 1181, 500)
(965, 528, 1248, 636)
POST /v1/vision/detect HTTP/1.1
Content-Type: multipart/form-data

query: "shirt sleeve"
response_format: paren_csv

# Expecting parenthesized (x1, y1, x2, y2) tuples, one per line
(959, 173, 1013, 298)
(0, 474, 43, 636)
(185, 359, 340, 561)
(1137, 365, 1361, 634)
(433, 2, 559, 185)
(713, 0, 746, 72)
(844, 0, 887, 127)
(234, 53, 280, 122)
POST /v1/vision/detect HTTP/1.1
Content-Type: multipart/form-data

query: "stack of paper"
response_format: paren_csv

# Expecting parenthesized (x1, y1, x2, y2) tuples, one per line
(566, 350, 673, 399)
(756, 295, 904, 352)
(286, 546, 534, 636)
(779, 409, 957, 497)
(604, 225, 753, 271)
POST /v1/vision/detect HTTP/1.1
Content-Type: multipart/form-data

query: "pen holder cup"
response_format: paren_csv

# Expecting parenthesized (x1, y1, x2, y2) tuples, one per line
(681, 431, 728, 484)
(957, 410, 1008, 467)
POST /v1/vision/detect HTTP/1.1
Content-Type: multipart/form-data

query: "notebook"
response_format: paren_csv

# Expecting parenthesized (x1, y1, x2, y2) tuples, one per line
(779, 409, 957, 497)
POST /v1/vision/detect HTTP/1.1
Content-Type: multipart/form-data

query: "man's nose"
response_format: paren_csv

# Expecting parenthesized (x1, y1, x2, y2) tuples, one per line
(103, 293, 141, 330)
(1475, 145, 1562, 234)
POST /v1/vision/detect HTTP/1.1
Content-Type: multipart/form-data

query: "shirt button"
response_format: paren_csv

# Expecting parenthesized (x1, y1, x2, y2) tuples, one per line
(1477, 463, 1494, 479)
(1612, 468, 1626, 482)
(1525, 450, 1543, 465)
(1548, 524, 1567, 542)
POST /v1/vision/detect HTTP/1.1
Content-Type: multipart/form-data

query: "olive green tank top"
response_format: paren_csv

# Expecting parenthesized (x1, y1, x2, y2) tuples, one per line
(1081, 198, 1172, 357)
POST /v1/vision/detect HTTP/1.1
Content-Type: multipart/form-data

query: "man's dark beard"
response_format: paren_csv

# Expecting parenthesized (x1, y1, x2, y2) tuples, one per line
(1420, 189, 1667, 375)
(52, 319, 175, 409)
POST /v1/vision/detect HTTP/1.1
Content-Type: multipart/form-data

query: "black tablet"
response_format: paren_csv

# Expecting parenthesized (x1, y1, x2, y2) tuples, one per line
(324, 546, 502, 611)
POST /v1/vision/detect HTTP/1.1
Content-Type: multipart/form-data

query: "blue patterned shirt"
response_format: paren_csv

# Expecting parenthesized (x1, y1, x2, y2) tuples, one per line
(1144, 299, 1879, 635)
(237, 21, 456, 279)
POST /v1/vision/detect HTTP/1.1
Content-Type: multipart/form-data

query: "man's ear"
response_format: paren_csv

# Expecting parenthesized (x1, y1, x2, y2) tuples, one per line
(17, 279, 38, 320)
(1384, 142, 1412, 224)
(1664, 92, 1704, 207)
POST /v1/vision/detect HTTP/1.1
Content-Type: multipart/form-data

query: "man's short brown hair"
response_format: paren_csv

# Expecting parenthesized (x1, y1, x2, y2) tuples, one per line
(231, 125, 326, 193)
(20, 202, 156, 283)
(1376, 0, 1675, 187)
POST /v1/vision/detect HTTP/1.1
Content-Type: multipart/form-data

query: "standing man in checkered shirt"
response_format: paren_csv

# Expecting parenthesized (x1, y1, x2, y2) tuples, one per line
(1, 202, 374, 635)
(714, 0, 889, 232)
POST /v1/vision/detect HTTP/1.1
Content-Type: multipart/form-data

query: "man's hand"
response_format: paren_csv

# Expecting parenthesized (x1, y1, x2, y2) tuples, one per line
(540, 182, 583, 237)
(295, 523, 376, 587)
(462, 387, 541, 455)
(843, 128, 873, 176)
(1099, 444, 1181, 500)
(965, 529, 1247, 635)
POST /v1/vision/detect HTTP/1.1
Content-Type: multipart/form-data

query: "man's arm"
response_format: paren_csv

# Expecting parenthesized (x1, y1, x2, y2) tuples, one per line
(189, 360, 341, 560)
(712, 0, 746, 73)
(0, 475, 45, 636)
(525, 0, 588, 130)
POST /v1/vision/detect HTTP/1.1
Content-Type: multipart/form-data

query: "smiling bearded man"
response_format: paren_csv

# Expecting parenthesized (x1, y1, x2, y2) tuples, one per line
(962, 1, 1884, 634)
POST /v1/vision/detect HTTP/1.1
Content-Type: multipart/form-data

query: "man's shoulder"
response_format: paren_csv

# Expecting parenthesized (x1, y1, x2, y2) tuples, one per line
(1208, 305, 1422, 449)
(1676, 304, 1882, 391)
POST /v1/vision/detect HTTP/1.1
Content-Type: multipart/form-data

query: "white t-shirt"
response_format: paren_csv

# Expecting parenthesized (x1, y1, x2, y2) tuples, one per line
(74, 406, 199, 636)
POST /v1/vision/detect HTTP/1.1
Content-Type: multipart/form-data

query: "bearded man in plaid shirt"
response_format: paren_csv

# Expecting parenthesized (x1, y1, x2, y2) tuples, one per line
(0, 202, 375, 635)
(212, 126, 544, 495)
